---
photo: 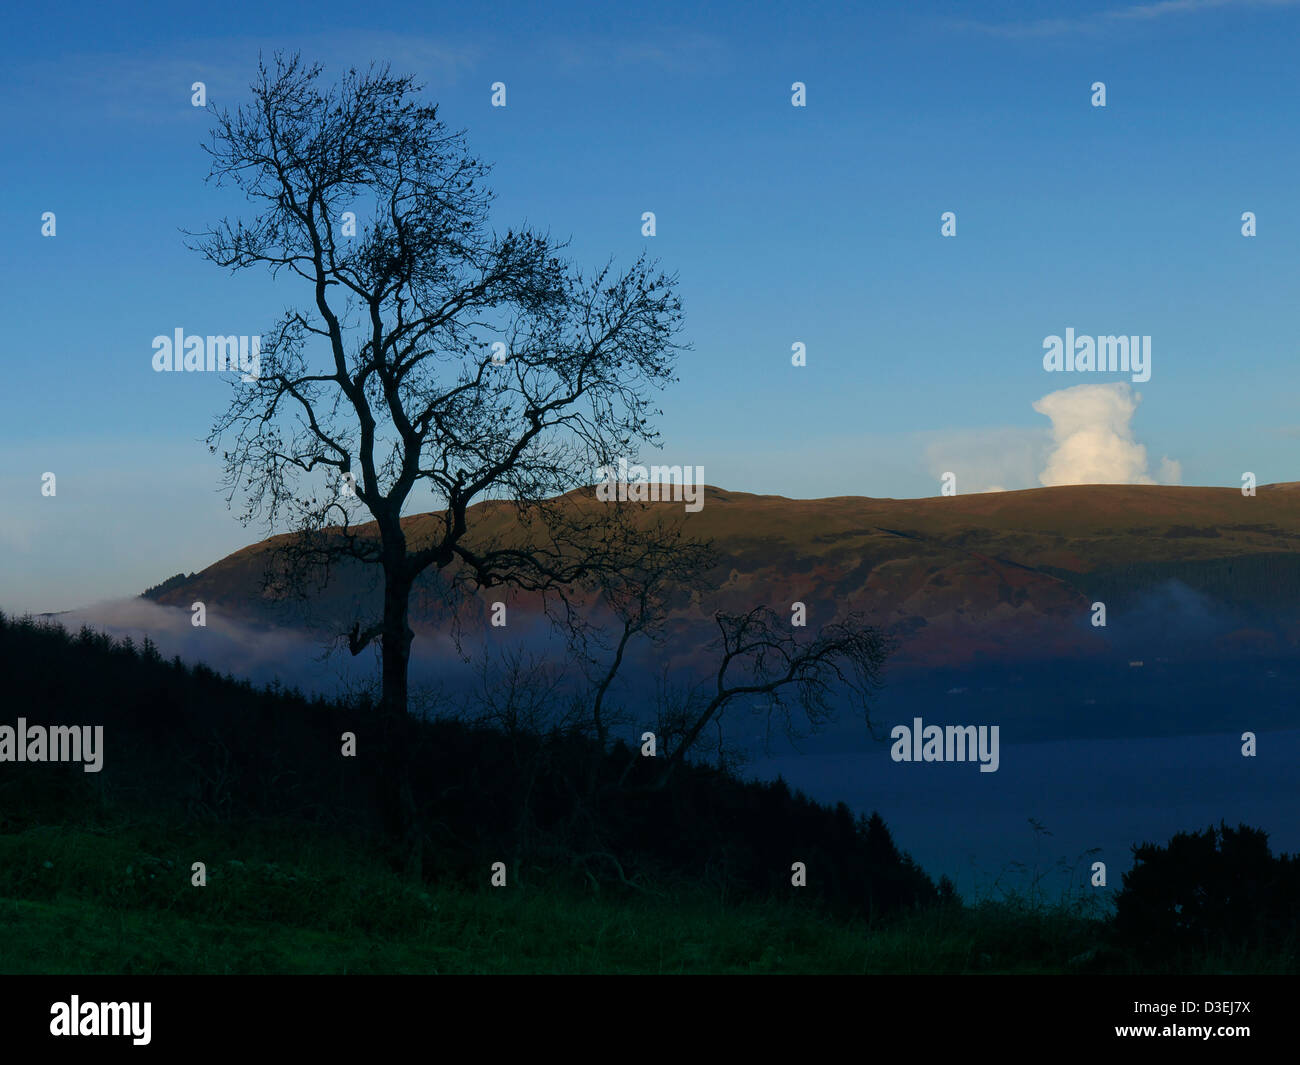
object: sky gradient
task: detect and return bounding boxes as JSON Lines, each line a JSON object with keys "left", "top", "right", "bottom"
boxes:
{"left": 3, "top": 0, "right": 1299, "bottom": 611}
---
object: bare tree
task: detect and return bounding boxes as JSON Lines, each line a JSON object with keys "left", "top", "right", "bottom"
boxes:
{"left": 655, "top": 608, "right": 894, "bottom": 786}
{"left": 577, "top": 515, "right": 714, "bottom": 749}
{"left": 191, "top": 53, "right": 687, "bottom": 869}
{"left": 193, "top": 54, "right": 684, "bottom": 716}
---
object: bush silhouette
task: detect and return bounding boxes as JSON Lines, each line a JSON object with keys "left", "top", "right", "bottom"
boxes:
{"left": 1114, "top": 822, "right": 1300, "bottom": 963}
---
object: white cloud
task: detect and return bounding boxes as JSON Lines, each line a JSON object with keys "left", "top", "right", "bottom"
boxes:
{"left": 1032, "top": 383, "right": 1179, "bottom": 486}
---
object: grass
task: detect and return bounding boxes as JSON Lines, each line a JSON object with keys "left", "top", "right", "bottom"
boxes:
{"left": 0, "top": 820, "right": 1291, "bottom": 974}
{"left": 0, "top": 819, "right": 1092, "bottom": 974}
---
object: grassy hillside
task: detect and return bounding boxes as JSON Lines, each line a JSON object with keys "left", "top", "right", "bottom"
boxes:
{"left": 0, "top": 822, "right": 1094, "bottom": 975}
{"left": 5, "top": 820, "right": 1294, "bottom": 975}
{"left": 2, "top": 611, "right": 1295, "bottom": 974}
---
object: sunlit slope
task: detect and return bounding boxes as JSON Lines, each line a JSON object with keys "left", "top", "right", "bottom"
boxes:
{"left": 149, "top": 483, "right": 1300, "bottom": 669}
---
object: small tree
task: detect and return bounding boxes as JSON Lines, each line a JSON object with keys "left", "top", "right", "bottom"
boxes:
{"left": 579, "top": 515, "right": 714, "bottom": 750}
{"left": 1114, "top": 822, "right": 1300, "bottom": 962}
{"left": 656, "top": 607, "right": 894, "bottom": 786}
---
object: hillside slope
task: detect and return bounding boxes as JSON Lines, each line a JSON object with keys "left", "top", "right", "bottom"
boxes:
{"left": 146, "top": 482, "right": 1300, "bottom": 670}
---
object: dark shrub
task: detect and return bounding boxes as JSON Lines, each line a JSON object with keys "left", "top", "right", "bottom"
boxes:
{"left": 1114, "top": 823, "right": 1300, "bottom": 963}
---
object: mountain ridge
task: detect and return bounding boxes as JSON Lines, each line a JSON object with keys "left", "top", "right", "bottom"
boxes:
{"left": 143, "top": 482, "right": 1300, "bottom": 671}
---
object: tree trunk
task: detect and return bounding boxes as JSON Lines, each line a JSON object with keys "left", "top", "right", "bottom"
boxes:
{"left": 380, "top": 573, "right": 413, "bottom": 724}
{"left": 379, "top": 564, "right": 422, "bottom": 879}
{"left": 655, "top": 693, "right": 725, "bottom": 788}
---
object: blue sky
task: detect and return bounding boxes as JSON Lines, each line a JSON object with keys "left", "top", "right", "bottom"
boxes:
{"left": 3, "top": 0, "right": 1300, "bottom": 610}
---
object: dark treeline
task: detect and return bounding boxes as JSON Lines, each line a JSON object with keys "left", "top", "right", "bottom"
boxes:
{"left": 140, "top": 572, "right": 199, "bottom": 600}
{"left": 0, "top": 612, "right": 944, "bottom": 922}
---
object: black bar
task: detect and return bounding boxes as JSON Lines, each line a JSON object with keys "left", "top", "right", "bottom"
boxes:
{"left": 0, "top": 974, "right": 1289, "bottom": 1053}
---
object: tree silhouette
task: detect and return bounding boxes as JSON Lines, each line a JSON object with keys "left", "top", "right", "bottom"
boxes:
{"left": 191, "top": 53, "right": 689, "bottom": 868}
{"left": 656, "top": 607, "right": 894, "bottom": 787}
{"left": 1114, "top": 822, "right": 1300, "bottom": 962}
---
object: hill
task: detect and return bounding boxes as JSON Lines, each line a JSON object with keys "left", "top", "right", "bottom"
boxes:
{"left": 144, "top": 482, "right": 1300, "bottom": 671}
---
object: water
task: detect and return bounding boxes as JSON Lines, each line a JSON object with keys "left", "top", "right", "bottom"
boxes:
{"left": 748, "top": 728, "right": 1300, "bottom": 903}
